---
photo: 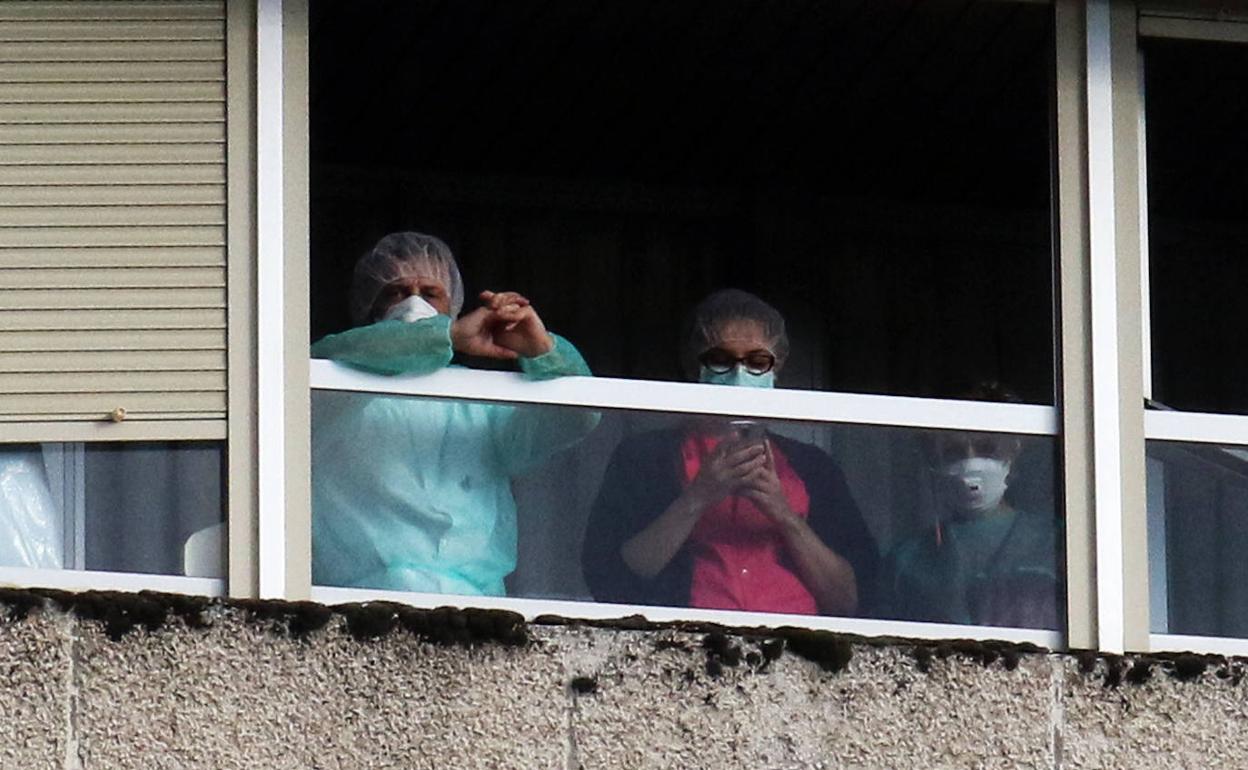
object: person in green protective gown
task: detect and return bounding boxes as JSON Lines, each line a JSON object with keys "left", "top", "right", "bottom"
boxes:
{"left": 878, "top": 387, "right": 1060, "bottom": 630}
{"left": 310, "top": 232, "right": 598, "bottom": 596}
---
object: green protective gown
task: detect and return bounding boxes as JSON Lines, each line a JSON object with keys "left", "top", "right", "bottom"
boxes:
{"left": 878, "top": 506, "right": 1061, "bottom": 629}
{"left": 310, "top": 315, "right": 598, "bottom": 596}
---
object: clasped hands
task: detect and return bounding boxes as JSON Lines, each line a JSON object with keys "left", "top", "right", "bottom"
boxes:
{"left": 450, "top": 290, "right": 555, "bottom": 360}
{"left": 688, "top": 439, "right": 798, "bottom": 527}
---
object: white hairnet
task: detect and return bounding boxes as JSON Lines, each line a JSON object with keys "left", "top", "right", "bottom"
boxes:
{"left": 349, "top": 232, "right": 465, "bottom": 325}
{"left": 682, "top": 289, "right": 790, "bottom": 374}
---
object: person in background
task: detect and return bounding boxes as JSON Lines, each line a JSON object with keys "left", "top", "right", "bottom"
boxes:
{"left": 878, "top": 383, "right": 1060, "bottom": 629}
{"left": 311, "top": 231, "right": 598, "bottom": 596}
{"left": 582, "top": 289, "right": 878, "bottom": 616}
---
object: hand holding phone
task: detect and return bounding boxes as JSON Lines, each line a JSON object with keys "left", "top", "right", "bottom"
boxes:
{"left": 730, "top": 420, "right": 772, "bottom": 469}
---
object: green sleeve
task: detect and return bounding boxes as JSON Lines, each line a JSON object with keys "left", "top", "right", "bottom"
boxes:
{"left": 310, "top": 316, "right": 453, "bottom": 376}
{"left": 491, "top": 403, "right": 601, "bottom": 478}
{"left": 495, "top": 333, "right": 599, "bottom": 476}
{"left": 518, "top": 333, "right": 592, "bottom": 380}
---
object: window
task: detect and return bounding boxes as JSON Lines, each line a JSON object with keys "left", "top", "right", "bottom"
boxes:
{"left": 0, "top": 0, "right": 239, "bottom": 593}
{"left": 0, "top": 442, "right": 223, "bottom": 576}
{"left": 1142, "top": 33, "right": 1248, "bottom": 644}
{"left": 114, "top": 0, "right": 1248, "bottom": 653}
{"left": 309, "top": 374, "right": 1060, "bottom": 635}
{"left": 1144, "top": 39, "right": 1248, "bottom": 416}
{"left": 305, "top": 0, "right": 1063, "bottom": 643}
{"left": 309, "top": 0, "right": 1057, "bottom": 403}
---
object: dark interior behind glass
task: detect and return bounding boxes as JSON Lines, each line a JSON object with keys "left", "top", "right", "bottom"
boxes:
{"left": 1145, "top": 39, "right": 1248, "bottom": 415}
{"left": 310, "top": 0, "right": 1056, "bottom": 403}
{"left": 1149, "top": 440, "right": 1248, "bottom": 637}
{"left": 84, "top": 441, "right": 224, "bottom": 575}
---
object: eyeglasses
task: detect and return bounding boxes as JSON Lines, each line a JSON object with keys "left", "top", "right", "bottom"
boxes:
{"left": 697, "top": 348, "right": 777, "bottom": 375}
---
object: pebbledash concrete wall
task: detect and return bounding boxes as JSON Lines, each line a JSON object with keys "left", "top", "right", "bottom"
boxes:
{"left": 0, "top": 591, "right": 1245, "bottom": 769}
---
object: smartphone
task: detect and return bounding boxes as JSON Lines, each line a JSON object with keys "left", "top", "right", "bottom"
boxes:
{"left": 730, "top": 420, "right": 765, "bottom": 445}
{"left": 729, "top": 420, "right": 772, "bottom": 467}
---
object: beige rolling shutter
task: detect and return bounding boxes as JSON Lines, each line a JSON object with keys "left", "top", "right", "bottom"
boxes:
{"left": 0, "top": 0, "right": 226, "bottom": 430}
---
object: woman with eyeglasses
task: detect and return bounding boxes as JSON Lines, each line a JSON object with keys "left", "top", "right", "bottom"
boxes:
{"left": 581, "top": 289, "right": 878, "bottom": 616}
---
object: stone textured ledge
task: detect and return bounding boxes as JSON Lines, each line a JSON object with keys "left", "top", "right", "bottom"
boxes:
{"left": 0, "top": 590, "right": 1243, "bottom": 769}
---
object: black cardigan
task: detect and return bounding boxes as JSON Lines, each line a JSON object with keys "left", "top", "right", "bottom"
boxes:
{"left": 581, "top": 428, "right": 880, "bottom": 614}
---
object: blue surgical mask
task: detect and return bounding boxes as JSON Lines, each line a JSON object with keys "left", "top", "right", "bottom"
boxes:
{"left": 699, "top": 364, "right": 775, "bottom": 388}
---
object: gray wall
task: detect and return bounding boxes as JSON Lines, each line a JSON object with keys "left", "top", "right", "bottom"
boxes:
{"left": 0, "top": 595, "right": 1244, "bottom": 769}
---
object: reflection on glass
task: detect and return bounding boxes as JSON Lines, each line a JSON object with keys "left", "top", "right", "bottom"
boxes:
{"left": 0, "top": 441, "right": 224, "bottom": 577}
{"left": 1148, "top": 440, "right": 1248, "bottom": 637}
{"left": 312, "top": 390, "right": 1062, "bottom": 630}
{"left": 311, "top": 389, "right": 600, "bottom": 596}
{"left": 583, "top": 413, "right": 876, "bottom": 618}
{"left": 0, "top": 446, "right": 62, "bottom": 569}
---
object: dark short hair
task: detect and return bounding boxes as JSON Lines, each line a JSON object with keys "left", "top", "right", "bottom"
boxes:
{"left": 923, "top": 381, "right": 1025, "bottom": 462}
{"left": 681, "top": 289, "right": 789, "bottom": 378}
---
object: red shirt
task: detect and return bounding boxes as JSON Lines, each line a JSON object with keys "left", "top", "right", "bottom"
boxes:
{"left": 682, "top": 433, "right": 818, "bottom": 615}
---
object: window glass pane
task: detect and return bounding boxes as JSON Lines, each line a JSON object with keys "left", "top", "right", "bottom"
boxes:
{"left": 312, "top": 389, "right": 1061, "bottom": 630}
{"left": 0, "top": 442, "right": 225, "bottom": 577}
{"left": 1148, "top": 439, "right": 1248, "bottom": 637}
{"left": 310, "top": 0, "right": 1057, "bottom": 403}
{"left": 1145, "top": 39, "right": 1248, "bottom": 414}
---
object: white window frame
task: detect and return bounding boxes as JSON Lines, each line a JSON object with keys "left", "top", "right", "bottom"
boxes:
{"left": 275, "top": 0, "right": 1074, "bottom": 651}
{"left": 0, "top": 567, "right": 223, "bottom": 598}
{"left": 247, "top": 0, "right": 1248, "bottom": 656}
{"left": 310, "top": 365, "right": 1058, "bottom": 436}
{"left": 310, "top": 586, "right": 1060, "bottom": 647}
{"left": 255, "top": 0, "right": 311, "bottom": 602}
{"left": 4, "top": 0, "right": 1161, "bottom": 653}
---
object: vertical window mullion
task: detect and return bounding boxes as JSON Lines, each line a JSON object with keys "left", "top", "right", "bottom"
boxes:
{"left": 1054, "top": 0, "right": 1096, "bottom": 651}
{"left": 227, "top": 0, "right": 259, "bottom": 599}
{"left": 1086, "top": 0, "right": 1150, "bottom": 654}
{"left": 1137, "top": 53, "right": 1152, "bottom": 403}
{"left": 282, "top": 0, "right": 312, "bottom": 601}
{"left": 1111, "top": 0, "right": 1152, "bottom": 655}
{"left": 256, "top": 0, "right": 311, "bottom": 600}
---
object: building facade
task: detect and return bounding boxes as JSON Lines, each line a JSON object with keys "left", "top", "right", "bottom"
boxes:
{"left": 1, "top": 1, "right": 1248, "bottom": 764}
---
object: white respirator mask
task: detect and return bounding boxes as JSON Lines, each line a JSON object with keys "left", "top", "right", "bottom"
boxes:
{"left": 938, "top": 456, "right": 1010, "bottom": 515}
{"left": 381, "top": 294, "right": 439, "bottom": 323}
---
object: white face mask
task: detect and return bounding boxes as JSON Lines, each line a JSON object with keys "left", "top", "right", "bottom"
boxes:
{"left": 381, "top": 295, "right": 439, "bottom": 323}
{"left": 938, "top": 457, "right": 1010, "bottom": 515}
